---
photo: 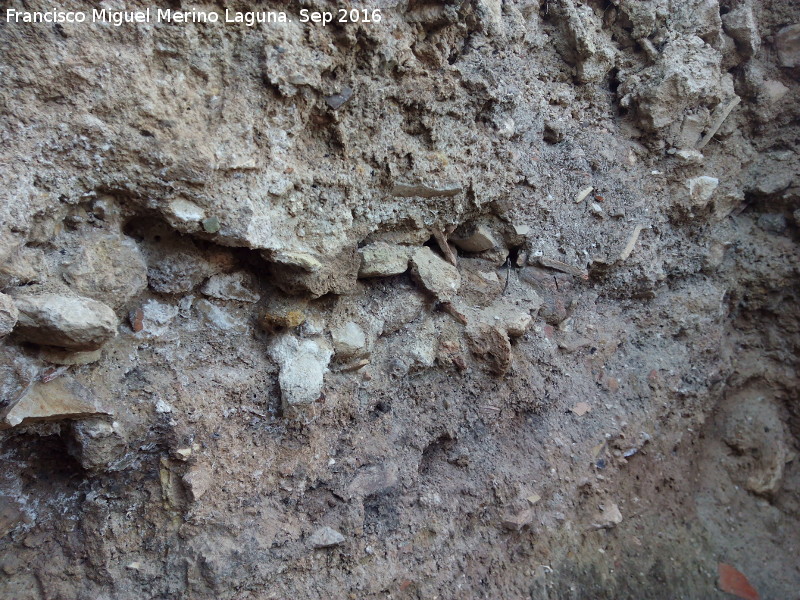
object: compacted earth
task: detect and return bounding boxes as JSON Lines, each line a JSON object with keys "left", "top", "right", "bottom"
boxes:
{"left": 0, "top": 1, "right": 798, "bottom": 598}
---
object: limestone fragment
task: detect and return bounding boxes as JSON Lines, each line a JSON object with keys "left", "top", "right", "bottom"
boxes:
{"left": 536, "top": 257, "right": 586, "bottom": 278}
{"left": 201, "top": 272, "right": 260, "bottom": 302}
{"left": 775, "top": 24, "right": 800, "bottom": 68}
{"left": 62, "top": 234, "right": 148, "bottom": 309}
{"left": 309, "top": 526, "right": 345, "bottom": 549}
{"left": 0, "top": 293, "right": 18, "bottom": 337}
{"left": 1, "top": 378, "right": 109, "bottom": 429}
{"left": 686, "top": 176, "right": 719, "bottom": 207}
{"left": 591, "top": 502, "right": 623, "bottom": 529}
{"left": 331, "top": 321, "right": 367, "bottom": 359}
{"left": 67, "top": 418, "right": 127, "bottom": 471}
{"left": 167, "top": 198, "right": 206, "bottom": 223}
{"left": 501, "top": 508, "right": 534, "bottom": 531}
{"left": 195, "top": 299, "right": 247, "bottom": 333}
{"left": 13, "top": 293, "right": 117, "bottom": 350}
{"left": 132, "top": 300, "right": 179, "bottom": 338}
{"left": 358, "top": 242, "right": 411, "bottom": 278}
{"left": 325, "top": 86, "right": 353, "bottom": 110}
{"left": 184, "top": 465, "right": 212, "bottom": 502}
{"left": 269, "top": 335, "right": 333, "bottom": 413}
{"left": 451, "top": 225, "right": 499, "bottom": 253}
{"left": 409, "top": 247, "right": 461, "bottom": 301}
{"left": 40, "top": 347, "right": 103, "bottom": 366}
{"left": 261, "top": 296, "right": 309, "bottom": 329}
{"left": 721, "top": 6, "right": 760, "bottom": 58}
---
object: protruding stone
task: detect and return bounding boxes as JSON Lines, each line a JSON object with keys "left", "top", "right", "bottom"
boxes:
{"left": 331, "top": 321, "right": 367, "bottom": 359}
{"left": 13, "top": 294, "right": 117, "bottom": 350}
{"left": 62, "top": 234, "right": 148, "bottom": 309}
{"left": 484, "top": 301, "right": 533, "bottom": 338}
{"left": 775, "top": 24, "right": 800, "bottom": 68}
{"left": 184, "top": 465, "right": 212, "bottom": 502}
{"left": 269, "top": 335, "right": 333, "bottom": 413}
{"left": 1, "top": 378, "right": 109, "bottom": 429}
{"left": 201, "top": 272, "right": 260, "bottom": 302}
{"left": 686, "top": 175, "right": 719, "bottom": 207}
{"left": 201, "top": 216, "right": 221, "bottom": 233}
{"left": 0, "top": 293, "right": 18, "bottom": 337}
{"left": 40, "top": 347, "right": 103, "bottom": 366}
{"left": 391, "top": 182, "right": 462, "bottom": 198}
{"left": 167, "top": 198, "right": 206, "bottom": 223}
{"left": 451, "top": 225, "right": 499, "bottom": 253}
{"left": 67, "top": 418, "right": 127, "bottom": 471}
{"left": 465, "top": 323, "right": 512, "bottom": 375}
{"left": 409, "top": 247, "right": 461, "bottom": 301}
{"left": 358, "top": 243, "right": 411, "bottom": 278}
{"left": 269, "top": 248, "right": 359, "bottom": 298}
{"left": 309, "top": 526, "right": 345, "bottom": 549}
{"left": 195, "top": 299, "right": 247, "bottom": 333}
{"left": 132, "top": 300, "right": 179, "bottom": 338}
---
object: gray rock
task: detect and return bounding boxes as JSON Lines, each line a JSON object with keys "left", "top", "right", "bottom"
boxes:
{"left": 67, "top": 418, "right": 127, "bottom": 472}
{"left": 1, "top": 378, "right": 110, "bottom": 429}
{"left": 62, "top": 234, "right": 148, "bottom": 308}
{"left": 13, "top": 293, "right": 117, "bottom": 350}
{"left": 269, "top": 335, "right": 333, "bottom": 413}
{"left": 776, "top": 24, "right": 800, "bottom": 68}
{"left": 131, "top": 299, "right": 179, "bottom": 338}
{"left": 358, "top": 242, "right": 411, "bottom": 278}
{"left": 325, "top": 86, "right": 353, "bottom": 110}
{"left": 409, "top": 247, "right": 461, "bottom": 301}
{"left": 0, "top": 293, "right": 18, "bottom": 337}
{"left": 331, "top": 321, "right": 367, "bottom": 359}
{"left": 721, "top": 5, "right": 760, "bottom": 58}
{"left": 451, "top": 225, "right": 499, "bottom": 253}
{"left": 40, "top": 347, "right": 103, "bottom": 366}
{"left": 309, "top": 526, "right": 345, "bottom": 549}
{"left": 195, "top": 299, "right": 247, "bottom": 333}
{"left": 201, "top": 272, "right": 260, "bottom": 302}
{"left": 686, "top": 176, "right": 719, "bottom": 207}
{"left": 391, "top": 182, "right": 462, "bottom": 198}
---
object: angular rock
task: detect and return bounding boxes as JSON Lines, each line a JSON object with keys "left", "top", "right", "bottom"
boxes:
{"left": 465, "top": 323, "right": 512, "bottom": 375}
{"left": 391, "top": 182, "right": 462, "bottom": 198}
{"left": 776, "top": 24, "right": 800, "bottom": 68}
{"left": 13, "top": 293, "right": 117, "bottom": 350}
{"left": 67, "top": 418, "right": 127, "bottom": 471}
{"left": 483, "top": 301, "right": 533, "bottom": 338}
{"left": 1, "top": 378, "right": 109, "bottom": 429}
{"left": 62, "top": 234, "right": 148, "bottom": 309}
{"left": 0, "top": 293, "right": 18, "bottom": 337}
{"left": 358, "top": 242, "right": 411, "bottom": 278}
{"left": 501, "top": 508, "right": 534, "bottom": 531}
{"left": 451, "top": 225, "right": 499, "bottom": 253}
{"left": 331, "top": 321, "right": 367, "bottom": 359}
{"left": 309, "top": 526, "right": 345, "bottom": 549}
{"left": 201, "top": 272, "right": 260, "bottom": 302}
{"left": 409, "top": 247, "right": 461, "bottom": 301}
{"left": 346, "top": 463, "right": 399, "bottom": 499}
{"left": 721, "top": 5, "right": 760, "bottom": 58}
{"left": 184, "top": 465, "right": 213, "bottom": 502}
{"left": 269, "top": 335, "right": 333, "bottom": 413}
{"left": 686, "top": 176, "right": 719, "bottom": 207}
{"left": 269, "top": 247, "right": 359, "bottom": 298}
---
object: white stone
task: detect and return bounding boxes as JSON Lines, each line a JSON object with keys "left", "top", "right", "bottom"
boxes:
{"left": 358, "top": 242, "right": 411, "bottom": 278}
{"left": 201, "top": 272, "right": 260, "bottom": 302}
{"left": 269, "top": 335, "right": 333, "bottom": 411}
{"left": 0, "top": 292, "right": 18, "bottom": 337}
{"left": 409, "top": 247, "right": 461, "bottom": 301}
{"left": 686, "top": 176, "right": 719, "bottom": 207}
{"left": 331, "top": 321, "right": 367, "bottom": 359}
{"left": 168, "top": 198, "right": 206, "bottom": 222}
{"left": 309, "top": 526, "right": 345, "bottom": 548}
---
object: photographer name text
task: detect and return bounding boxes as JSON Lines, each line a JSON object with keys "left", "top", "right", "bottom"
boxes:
{"left": 5, "top": 8, "right": 383, "bottom": 27}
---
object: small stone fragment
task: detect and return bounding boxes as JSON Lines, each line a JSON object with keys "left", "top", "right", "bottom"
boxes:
{"left": 574, "top": 186, "right": 594, "bottom": 203}
{"left": 451, "top": 225, "right": 499, "bottom": 253}
{"left": 168, "top": 198, "right": 206, "bottom": 223}
{"left": 501, "top": 508, "right": 534, "bottom": 531}
{"left": 269, "top": 335, "right": 333, "bottom": 413}
{"left": 358, "top": 242, "right": 411, "bottom": 278}
{"left": 0, "top": 293, "right": 18, "bottom": 337}
{"left": 184, "top": 465, "right": 212, "bottom": 502}
{"left": 325, "top": 86, "right": 353, "bottom": 110}
{"left": 201, "top": 272, "right": 260, "bottom": 302}
{"left": 409, "top": 247, "right": 461, "bottom": 301}
{"left": 571, "top": 402, "right": 591, "bottom": 416}
{"left": 201, "top": 216, "right": 221, "bottom": 233}
{"left": 592, "top": 502, "right": 623, "bottom": 529}
{"left": 2, "top": 378, "right": 109, "bottom": 429}
{"left": 132, "top": 300, "right": 179, "bottom": 338}
{"left": 686, "top": 175, "right": 719, "bottom": 207}
{"left": 331, "top": 321, "right": 367, "bottom": 359}
{"left": 537, "top": 257, "right": 587, "bottom": 278}
{"left": 309, "top": 526, "right": 345, "bottom": 549}
{"left": 67, "top": 418, "right": 127, "bottom": 471}
{"left": 775, "top": 24, "right": 800, "bottom": 68}
{"left": 465, "top": 323, "right": 512, "bottom": 375}
{"left": 13, "top": 294, "right": 117, "bottom": 350}
{"left": 619, "top": 225, "right": 644, "bottom": 262}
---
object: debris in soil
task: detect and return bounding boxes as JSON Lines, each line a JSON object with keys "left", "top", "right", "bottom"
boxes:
{"left": 571, "top": 402, "right": 592, "bottom": 416}
{"left": 718, "top": 563, "right": 760, "bottom": 600}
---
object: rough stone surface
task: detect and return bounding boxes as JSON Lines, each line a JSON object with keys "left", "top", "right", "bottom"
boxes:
{"left": 1, "top": 378, "right": 109, "bottom": 429}
{"left": 357, "top": 243, "right": 411, "bottom": 278}
{"left": 12, "top": 294, "right": 117, "bottom": 350}
{"left": 269, "top": 335, "right": 333, "bottom": 413}
{"left": 409, "top": 247, "right": 461, "bottom": 301}
{"left": 309, "top": 526, "right": 345, "bottom": 549}
{"left": 331, "top": 322, "right": 367, "bottom": 359}
{"left": 775, "top": 24, "right": 800, "bottom": 68}
{"left": 200, "top": 272, "right": 260, "bottom": 303}
{"left": 0, "top": 293, "right": 18, "bottom": 337}
{"left": 451, "top": 224, "right": 500, "bottom": 253}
